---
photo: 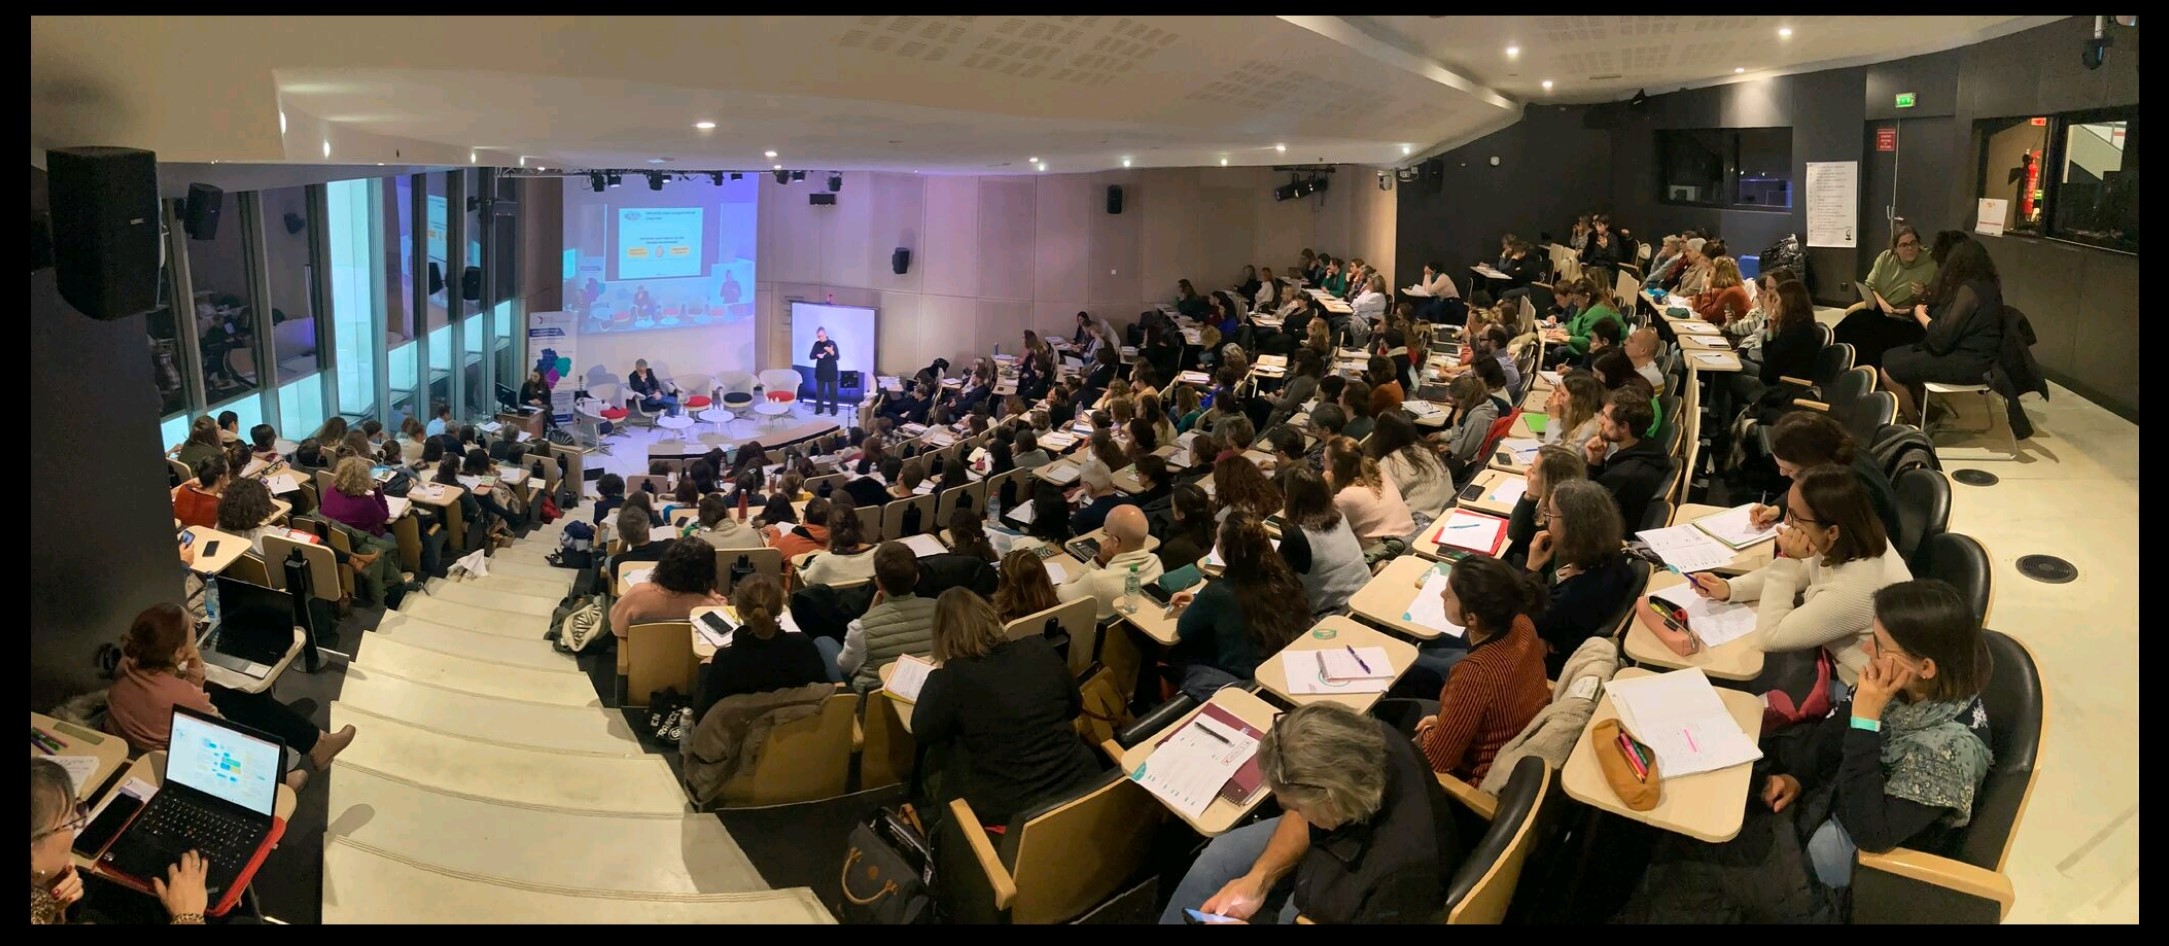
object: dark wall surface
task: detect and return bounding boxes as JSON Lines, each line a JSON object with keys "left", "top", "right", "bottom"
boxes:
{"left": 1396, "top": 16, "right": 2139, "bottom": 418}
{"left": 31, "top": 251, "right": 186, "bottom": 711}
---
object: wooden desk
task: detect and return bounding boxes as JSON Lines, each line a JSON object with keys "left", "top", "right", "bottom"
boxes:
{"left": 1252, "top": 617, "right": 1418, "bottom": 716}
{"left": 1667, "top": 318, "right": 1722, "bottom": 336}
{"left": 1560, "top": 667, "right": 1765, "bottom": 843}
{"left": 876, "top": 660, "right": 917, "bottom": 733}
{"left": 1461, "top": 469, "right": 1527, "bottom": 518}
{"left": 1681, "top": 350, "right": 1742, "bottom": 374}
{"left": 1118, "top": 687, "right": 1281, "bottom": 836}
{"left": 1676, "top": 333, "right": 1731, "bottom": 352}
{"left": 1409, "top": 509, "right": 1508, "bottom": 563}
{"left": 1622, "top": 571, "right": 1767, "bottom": 682}
{"left": 74, "top": 752, "right": 298, "bottom": 874}
{"left": 1671, "top": 503, "right": 1776, "bottom": 574}
{"left": 1122, "top": 572, "right": 1205, "bottom": 646}
{"left": 1346, "top": 556, "right": 1457, "bottom": 642}
{"left": 31, "top": 713, "right": 128, "bottom": 802}
{"left": 200, "top": 626, "right": 307, "bottom": 695}
{"left": 497, "top": 410, "right": 545, "bottom": 442}
{"left": 1507, "top": 411, "right": 1548, "bottom": 441}
{"left": 183, "top": 527, "right": 251, "bottom": 577}
{"left": 405, "top": 481, "right": 467, "bottom": 509}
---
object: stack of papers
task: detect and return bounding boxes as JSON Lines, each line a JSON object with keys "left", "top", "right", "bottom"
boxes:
{"left": 623, "top": 568, "right": 654, "bottom": 587}
{"left": 1177, "top": 371, "right": 1212, "bottom": 386}
{"left": 1536, "top": 370, "right": 1562, "bottom": 388}
{"left": 1692, "top": 504, "right": 1778, "bottom": 549}
{"left": 1678, "top": 595, "right": 1759, "bottom": 648}
{"left": 1039, "top": 557, "right": 1070, "bottom": 584}
{"left": 262, "top": 472, "right": 301, "bottom": 495}
{"left": 1130, "top": 714, "right": 1260, "bottom": 819}
{"left": 1430, "top": 510, "right": 1507, "bottom": 554}
{"left": 1204, "top": 537, "right": 1280, "bottom": 568}
{"left": 456, "top": 474, "right": 484, "bottom": 490}
{"left": 1038, "top": 463, "right": 1081, "bottom": 486}
{"left": 884, "top": 654, "right": 937, "bottom": 702}
{"left": 1635, "top": 525, "right": 1737, "bottom": 573}
{"left": 1007, "top": 499, "right": 1036, "bottom": 525}
{"left": 1403, "top": 572, "right": 1468, "bottom": 638}
{"left": 1283, "top": 647, "right": 1395, "bottom": 695}
{"left": 1497, "top": 438, "right": 1542, "bottom": 463}
{"left": 1039, "top": 430, "right": 1080, "bottom": 450}
{"left": 898, "top": 534, "right": 949, "bottom": 558}
{"left": 1604, "top": 668, "right": 1763, "bottom": 778}
{"left": 1486, "top": 478, "right": 1528, "bottom": 507}
{"left": 384, "top": 496, "right": 412, "bottom": 521}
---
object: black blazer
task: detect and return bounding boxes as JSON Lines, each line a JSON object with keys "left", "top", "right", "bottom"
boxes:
{"left": 809, "top": 339, "right": 841, "bottom": 380}
{"left": 1532, "top": 554, "right": 1640, "bottom": 678}
{"left": 913, "top": 636, "right": 1103, "bottom": 826}
{"left": 694, "top": 629, "right": 831, "bottom": 722}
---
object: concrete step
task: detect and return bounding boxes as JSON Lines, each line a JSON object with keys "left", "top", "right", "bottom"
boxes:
{"left": 371, "top": 613, "right": 572, "bottom": 672}
{"left": 334, "top": 668, "right": 637, "bottom": 756}
{"left": 348, "top": 637, "right": 600, "bottom": 707}
{"left": 326, "top": 763, "right": 766, "bottom": 895}
{"left": 423, "top": 581, "right": 560, "bottom": 617}
{"left": 394, "top": 597, "right": 549, "bottom": 638}
{"left": 431, "top": 573, "right": 571, "bottom": 601}
{"left": 327, "top": 709, "right": 687, "bottom": 815}
{"left": 322, "top": 837, "right": 830, "bottom": 924}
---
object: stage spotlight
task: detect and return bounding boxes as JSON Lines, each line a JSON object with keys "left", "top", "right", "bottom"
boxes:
{"left": 827, "top": 172, "right": 843, "bottom": 192}
{"left": 647, "top": 172, "right": 666, "bottom": 191}
{"left": 589, "top": 172, "right": 606, "bottom": 193}
{"left": 709, "top": 172, "right": 725, "bottom": 186}
{"left": 790, "top": 170, "right": 806, "bottom": 182}
{"left": 605, "top": 171, "right": 622, "bottom": 189}
{"left": 729, "top": 172, "right": 743, "bottom": 181}
{"left": 774, "top": 168, "right": 790, "bottom": 184}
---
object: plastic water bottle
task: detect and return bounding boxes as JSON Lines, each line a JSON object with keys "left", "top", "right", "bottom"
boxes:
{"left": 1121, "top": 563, "right": 1141, "bottom": 615}
{"left": 203, "top": 579, "right": 222, "bottom": 631}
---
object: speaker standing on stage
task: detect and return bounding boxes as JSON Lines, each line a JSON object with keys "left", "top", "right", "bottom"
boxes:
{"left": 810, "top": 327, "right": 841, "bottom": 416}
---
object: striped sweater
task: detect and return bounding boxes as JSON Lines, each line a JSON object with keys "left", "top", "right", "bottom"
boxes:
{"left": 1420, "top": 615, "right": 1551, "bottom": 783}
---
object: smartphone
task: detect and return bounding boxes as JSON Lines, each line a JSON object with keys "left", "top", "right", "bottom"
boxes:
{"left": 1184, "top": 909, "right": 1240, "bottom": 925}
{"left": 178, "top": 530, "right": 196, "bottom": 549}
{"left": 200, "top": 540, "right": 221, "bottom": 557}
{"left": 1458, "top": 483, "right": 1486, "bottom": 501}
{"left": 72, "top": 792, "right": 146, "bottom": 858}
{"left": 1143, "top": 582, "right": 1173, "bottom": 606}
{"left": 698, "top": 610, "right": 734, "bottom": 637}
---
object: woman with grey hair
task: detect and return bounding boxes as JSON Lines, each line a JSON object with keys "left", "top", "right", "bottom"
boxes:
{"left": 31, "top": 758, "right": 209, "bottom": 924}
{"left": 1156, "top": 702, "right": 1462, "bottom": 924}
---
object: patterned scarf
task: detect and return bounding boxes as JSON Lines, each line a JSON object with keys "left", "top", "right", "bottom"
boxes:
{"left": 1879, "top": 695, "right": 1994, "bottom": 827}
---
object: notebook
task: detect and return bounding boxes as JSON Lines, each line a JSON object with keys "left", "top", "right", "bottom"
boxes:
{"left": 1690, "top": 504, "right": 1778, "bottom": 550}
{"left": 899, "top": 534, "right": 949, "bottom": 558}
{"left": 1428, "top": 511, "right": 1508, "bottom": 555}
{"left": 1604, "top": 669, "right": 1763, "bottom": 778}
{"left": 884, "top": 654, "right": 937, "bottom": 702}
{"left": 1142, "top": 704, "right": 1269, "bottom": 808}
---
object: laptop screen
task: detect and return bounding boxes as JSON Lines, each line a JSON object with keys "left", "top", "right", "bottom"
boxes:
{"left": 166, "top": 710, "right": 281, "bottom": 815}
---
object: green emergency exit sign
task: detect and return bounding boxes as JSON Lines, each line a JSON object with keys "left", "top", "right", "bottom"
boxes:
{"left": 1895, "top": 92, "right": 1917, "bottom": 109}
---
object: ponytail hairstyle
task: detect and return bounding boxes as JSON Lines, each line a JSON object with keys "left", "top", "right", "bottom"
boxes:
{"left": 1323, "top": 435, "right": 1383, "bottom": 496}
{"left": 1445, "top": 554, "right": 1548, "bottom": 639}
{"left": 122, "top": 603, "right": 194, "bottom": 673}
{"left": 730, "top": 575, "right": 786, "bottom": 640}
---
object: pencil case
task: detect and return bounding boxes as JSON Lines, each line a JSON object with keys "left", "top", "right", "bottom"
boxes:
{"left": 1593, "top": 718, "right": 1661, "bottom": 811}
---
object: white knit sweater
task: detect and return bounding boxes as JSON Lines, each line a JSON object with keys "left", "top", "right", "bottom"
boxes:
{"left": 1728, "top": 540, "right": 1913, "bottom": 686}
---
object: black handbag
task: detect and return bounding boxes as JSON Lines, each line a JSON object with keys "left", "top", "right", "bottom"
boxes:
{"left": 837, "top": 805, "right": 934, "bottom": 925}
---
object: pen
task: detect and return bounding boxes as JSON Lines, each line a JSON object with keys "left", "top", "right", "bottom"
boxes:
{"left": 1192, "top": 719, "right": 1231, "bottom": 746}
{"left": 1345, "top": 645, "right": 1372, "bottom": 674}
{"left": 33, "top": 727, "right": 67, "bottom": 751}
{"left": 31, "top": 734, "right": 56, "bottom": 755}
{"left": 1615, "top": 732, "right": 1648, "bottom": 781}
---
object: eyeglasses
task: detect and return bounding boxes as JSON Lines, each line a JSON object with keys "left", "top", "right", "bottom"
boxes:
{"left": 32, "top": 801, "right": 91, "bottom": 844}
{"left": 1782, "top": 507, "right": 1824, "bottom": 528}
{"left": 1896, "top": 239, "right": 1921, "bottom": 248}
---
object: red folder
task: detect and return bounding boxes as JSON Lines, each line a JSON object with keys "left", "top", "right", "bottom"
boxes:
{"left": 1155, "top": 703, "right": 1268, "bottom": 805}
{"left": 1429, "top": 511, "right": 1508, "bottom": 556}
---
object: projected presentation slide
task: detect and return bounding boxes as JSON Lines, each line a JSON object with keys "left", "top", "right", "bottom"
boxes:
{"left": 562, "top": 176, "right": 758, "bottom": 335}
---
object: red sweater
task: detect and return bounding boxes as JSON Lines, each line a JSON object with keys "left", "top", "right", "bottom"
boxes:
{"left": 1693, "top": 285, "right": 1752, "bottom": 327}
{"left": 172, "top": 485, "right": 221, "bottom": 529}
{"left": 1419, "top": 615, "right": 1550, "bottom": 783}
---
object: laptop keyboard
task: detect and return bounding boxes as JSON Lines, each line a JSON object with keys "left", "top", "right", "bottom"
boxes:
{"left": 110, "top": 800, "right": 262, "bottom": 890}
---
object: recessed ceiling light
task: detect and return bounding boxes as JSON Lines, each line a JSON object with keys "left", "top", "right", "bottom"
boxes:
{"left": 1028, "top": 156, "right": 1039, "bottom": 162}
{"left": 376, "top": 162, "right": 385, "bottom": 166}
{"left": 279, "top": 111, "right": 287, "bottom": 135}
{"left": 1735, "top": 67, "right": 1746, "bottom": 73}
{"left": 773, "top": 164, "right": 783, "bottom": 170}
{"left": 694, "top": 121, "right": 716, "bottom": 130}
{"left": 470, "top": 151, "right": 477, "bottom": 163}
{"left": 1505, "top": 45, "right": 1520, "bottom": 57}
{"left": 647, "top": 157, "right": 671, "bottom": 164}
{"left": 1275, "top": 143, "right": 1287, "bottom": 152}
{"left": 322, "top": 140, "right": 331, "bottom": 158}
{"left": 1541, "top": 79, "right": 1554, "bottom": 90}
{"left": 764, "top": 150, "right": 778, "bottom": 159}
{"left": 1121, "top": 157, "right": 1132, "bottom": 167}
{"left": 518, "top": 156, "right": 527, "bottom": 166}
{"left": 1401, "top": 144, "right": 1413, "bottom": 156}
{"left": 1036, "top": 162, "right": 1047, "bottom": 172}
{"left": 1219, "top": 157, "right": 1229, "bottom": 166}
{"left": 1778, "top": 27, "right": 1792, "bottom": 38}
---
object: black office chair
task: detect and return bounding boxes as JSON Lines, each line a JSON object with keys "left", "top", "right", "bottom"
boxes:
{"left": 1840, "top": 391, "right": 1898, "bottom": 449}
{"left": 1777, "top": 341, "right": 1855, "bottom": 402}
{"left": 1891, "top": 468, "right": 1952, "bottom": 571}
{"left": 1916, "top": 532, "right": 1993, "bottom": 626}
{"left": 1639, "top": 499, "right": 1673, "bottom": 535}
{"left": 1594, "top": 557, "right": 1653, "bottom": 641}
{"left": 1851, "top": 630, "right": 2041, "bottom": 923}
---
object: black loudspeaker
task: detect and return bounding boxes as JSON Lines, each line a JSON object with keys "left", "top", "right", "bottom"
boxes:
{"left": 1106, "top": 185, "right": 1124, "bottom": 214}
{"left": 182, "top": 183, "right": 224, "bottom": 240}
{"left": 461, "top": 266, "right": 483, "bottom": 302}
{"left": 892, "top": 248, "right": 911, "bottom": 275}
{"left": 809, "top": 193, "right": 836, "bottom": 206}
{"left": 840, "top": 370, "right": 863, "bottom": 389}
{"left": 46, "top": 146, "right": 162, "bottom": 321}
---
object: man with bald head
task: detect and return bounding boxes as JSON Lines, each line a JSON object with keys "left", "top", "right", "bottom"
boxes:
{"left": 1625, "top": 327, "right": 1665, "bottom": 390}
{"left": 1056, "top": 504, "right": 1166, "bottom": 619}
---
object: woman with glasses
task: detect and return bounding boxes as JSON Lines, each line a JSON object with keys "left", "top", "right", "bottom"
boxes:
{"left": 32, "top": 758, "right": 212, "bottom": 924}
{"left": 1157, "top": 702, "right": 1463, "bottom": 924}
{"left": 1502, "top": 445, "right": 1589, "bottom": 572}
{"left": 1524, "top": 481, "right": 1642, "bottom": 679}
{"left": 1833, "top": 223, "right": 1940, "bottom": 370}
{"left": 1620, "top": 579, "right": 1993, "bottom": 923}
{"left": 1681, "top": 465, "right": 1913, "bottom": 695}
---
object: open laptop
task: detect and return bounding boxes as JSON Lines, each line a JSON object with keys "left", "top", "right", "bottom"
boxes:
{"left": 200, "top": 576, "right": 296, "bottom": 675}
{"left": 97, "top": 705, "right": 283, "bottom": 914}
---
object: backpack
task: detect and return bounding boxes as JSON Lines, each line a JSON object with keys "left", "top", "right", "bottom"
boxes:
{"left": 551, "top": 599, "right": 609, "bottom": 654}
{"left": 549, "top": 520, "right": 595, "bottom": 569}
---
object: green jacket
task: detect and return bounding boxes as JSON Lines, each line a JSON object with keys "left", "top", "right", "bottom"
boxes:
{"left": 1562, "top": 302, "right": 1626, "bottom": 356}
{"left": 1862, "top": 249, "right": 1938, "bottom": 309}
{"left": 1321, "top": 272, "right": 1348, "bottom": 297}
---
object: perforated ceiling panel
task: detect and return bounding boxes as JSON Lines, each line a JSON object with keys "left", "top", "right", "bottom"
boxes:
{"left": 836, "top": 15, "right": 1177, "bottom": 87}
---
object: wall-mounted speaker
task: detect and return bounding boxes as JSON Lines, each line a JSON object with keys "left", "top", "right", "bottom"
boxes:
{"left": 809, "top": 193, "right": 837, "bottom": 206}
{"left": 45, "top": 146, "right": 161, "bottom": 321}
{"left": 1106, "top": 185, "right": 1124, "bottom": 214}
{"left": 461, "top": 266, "right": 483, "bottom": 302}
{"left": 892, "top": 247, "right": 911, "bottom": 275}
{"left": 282, "top": 211, "right": 306, "bottom": 235}
{"left": 182, "top": 183, "right": 224, "bottom": 241}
